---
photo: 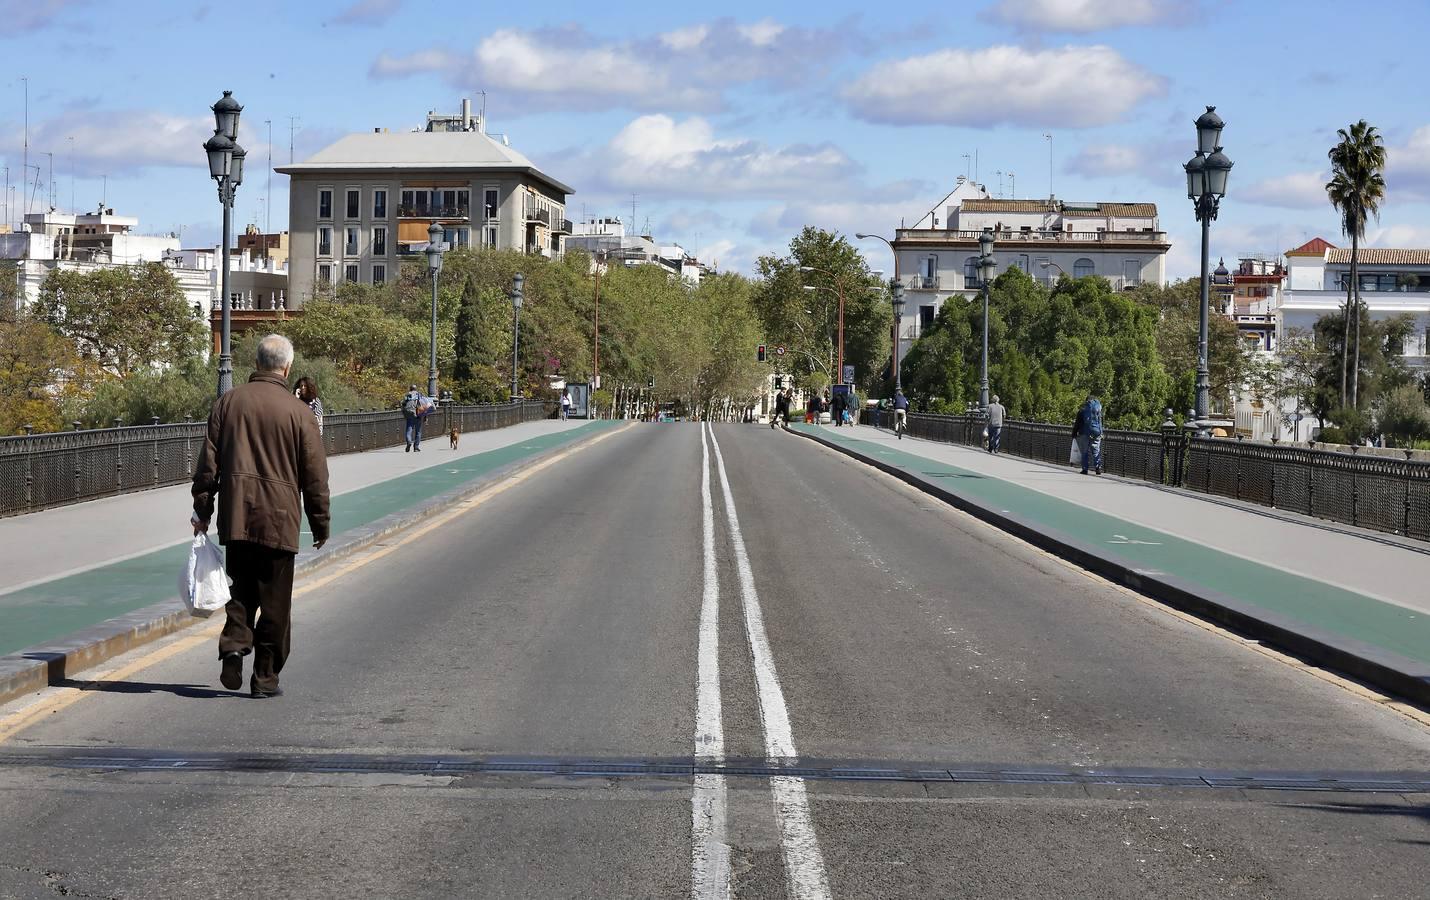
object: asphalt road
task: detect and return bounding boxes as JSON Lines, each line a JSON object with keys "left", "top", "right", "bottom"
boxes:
{"left": 1, "top": 422, "right": 1427, "bottom": 899}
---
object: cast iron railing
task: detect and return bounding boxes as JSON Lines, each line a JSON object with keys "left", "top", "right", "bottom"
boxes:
{"left": 862, "top": 410, "right": 1430, "bottom": 541}
{"left": 0, "top": 400, "right": 548, "bottom": 518}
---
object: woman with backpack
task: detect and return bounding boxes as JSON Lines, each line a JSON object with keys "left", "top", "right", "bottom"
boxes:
{"left": 294, "top": 376, "right": 323, "bottom": 435}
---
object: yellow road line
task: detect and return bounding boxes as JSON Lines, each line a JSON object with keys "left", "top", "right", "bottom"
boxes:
{"left": 0, "top": 424, "right": 632, "bottom": 744}
{"left": 811, "top": 435, "right": 1430, "bottom": 730}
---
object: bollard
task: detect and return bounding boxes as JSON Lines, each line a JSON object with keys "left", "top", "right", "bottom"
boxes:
{"left": 151, "top": 416, "right": 161, "bottom": 426}
{"left": 22, "top": 424, "right": 33, "bottom": 435}
{"left": 73, "top": 421, "right": 82, "bottom": 431}
{"left": 113, "top": 418, "right": 123, "bottom": 429}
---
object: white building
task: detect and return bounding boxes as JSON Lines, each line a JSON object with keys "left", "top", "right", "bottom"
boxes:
{"left": 889, "top": 179, "right": 1169, "bottom": 359}
{"left": 566, "top": 217, "right": 709, "bottom": 284}
{"left": 1279, "top": 237, "right": 1430, "bottom": 368}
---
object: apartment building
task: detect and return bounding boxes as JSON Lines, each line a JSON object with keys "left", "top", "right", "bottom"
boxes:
{"left": 566, "top": 217, "right": 709, "bottom": 284}
{"left": 1279, "top": 237, "right": 1430, "bottom": 368}
{"left": 889, "top": 179, "right": 1170, "bottom": 358}
{"left": 276, "top": 98, "right": 574, "bottom": 306}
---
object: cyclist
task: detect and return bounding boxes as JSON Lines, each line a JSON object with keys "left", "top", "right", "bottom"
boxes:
{"left": 893, "top": 389, "right": 909, "bottom": 439}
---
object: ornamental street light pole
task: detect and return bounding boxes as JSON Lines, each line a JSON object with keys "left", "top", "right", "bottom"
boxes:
{"left": 425, "top": 220, "right": 445, "bottom": 399}
{"left": 1184, "top": 106, "right": 1234, "bottom": 433}
{"left": 977, "top": 227, "right": 996, "bottom": 411}
{"left": 856, "top": 232, "right": 900, "bottom": 392}
{"left": 203, "top": 90, "right": 245, "bottom": 396}
{"left": 509, "top": 272, "right": 524, "bottom": 402}
{"left": 890, "top": 277, "right": 905, "bottom": 392}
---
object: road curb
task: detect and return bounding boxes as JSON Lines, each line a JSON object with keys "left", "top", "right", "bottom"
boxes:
{"left": 0, "top": 424, "right": 614, "bottom": 709}
{"left": 792, "top": 426, "right": 1430, "bottom": 710}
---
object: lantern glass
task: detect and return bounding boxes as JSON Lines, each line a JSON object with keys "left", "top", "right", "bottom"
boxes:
{"left": 203, "top": 131, "right": 232, "bottom": 180}
{"left": 1204, "top": 148, "right": 1233, "bottom": 197}
{"left": 212, "top": 91, "right": 243, "bottom": 141}
{"left": 890, "top": 280, "right": 905, "bottom": 316}
{"left": 229, "top": 144, "right": 246, "bottom": 187}
{"left": 1194, "top": 105, "right": 1223, "bottom": 155}
{"left": 1184, "top": 152, "right": 1206, "bottom": 199}
{"left": 978, "top": 227, "right": 994, "bottom": 258}
{"left": 980, "top": 254, "right": 997, "bottom": 277}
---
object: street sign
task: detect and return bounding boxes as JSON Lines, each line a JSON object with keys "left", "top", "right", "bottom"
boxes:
{"left": 841, "top": 364, "right": 855, "bottom": 384}
{"left": 776, "top": 346, "right": 786, "bottom": 356}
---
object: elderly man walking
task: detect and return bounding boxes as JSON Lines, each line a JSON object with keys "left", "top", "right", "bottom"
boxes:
{"left": 192, "top": 335, "right": 331, "bottom": 698}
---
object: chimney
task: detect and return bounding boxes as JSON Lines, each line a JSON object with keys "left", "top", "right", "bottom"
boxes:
{"left": 461, "top": 98, "right": 472, "bottom": 131}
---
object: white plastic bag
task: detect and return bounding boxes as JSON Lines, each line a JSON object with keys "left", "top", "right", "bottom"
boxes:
{"left": 1069, "top": 438, "right": 1083, "bottom": 467}
{"left": 180, "top": 533, "right": 231, "bottom": 617}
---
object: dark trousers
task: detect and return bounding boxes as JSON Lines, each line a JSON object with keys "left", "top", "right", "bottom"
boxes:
{"left": 219, "top": 541, "right": 296, "bottom": 693}
{"left": 988, "top": 425, "right": 1002, "bottom": 452}
{"left": 404, "top": 415, "right": 421, "bottom": 448}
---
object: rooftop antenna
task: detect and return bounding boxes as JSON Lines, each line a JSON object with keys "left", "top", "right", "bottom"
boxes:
{"left": 974, "top": 148, "right": 978, "bottom": 183}
{"left": 631, "top": 193, "right": 637, "bottom": 229}
{"left": 67, "top": 136, "right": 74, "bottom": 214}
{"left": 101, "top": 174, "right": 107, "bottom": 209}
{"left": 288, "top": 116, "right": 300, "bottom": 164}
{"left": 1008, "top": 171, "right": 1015, "bottom": 200}
{"left": 479, "top": 90, "right": 487, "bottom": 133}
{"left": 46, "top": 151, "right": 53, "bottom": 210}
{"left": 961, "top": 153, "right": 971, "bottom": 181}
{"left": 21, "top": 76, "right": 29, "bottom": 221}
{"left": 1043, "top": 133, "right": 1053, "bottom": 199}
{"left": 995, "top": 170, "right": 1004, "bottom": 199}
{"left": 265, "top": 119, "right": 272, "bottom": 236}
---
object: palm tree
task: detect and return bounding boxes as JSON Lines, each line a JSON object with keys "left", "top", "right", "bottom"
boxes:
{"left": 1326, "top": 120, "right": 1387, "bottom": 408}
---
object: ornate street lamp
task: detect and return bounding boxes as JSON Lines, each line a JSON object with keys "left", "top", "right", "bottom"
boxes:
{"left": 1185, "top": 105, "right": 1234, "bottom": 433}
{"left": 425, "top": 221, "right": 445, "bottom": 399}
{"left": 203, "top": 90, "right": 245, "bottom": 396}
{"left": 890, "top": 277, "right": 905, "bottom": 393}
{"left": 510, "top": 272, "right": 524, "bottom": 401}
{"left": 1213, "top": 258, "right": 1233, "bottom": 313}
{"left": 977, "top": 227, "right": 997, "bottom": 411}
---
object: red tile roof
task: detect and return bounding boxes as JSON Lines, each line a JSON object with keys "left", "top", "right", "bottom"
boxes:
{"left": 1326, "top": 247, "right": 1430, "bottom": 265}
{"left": 1286, "top": 236, "right": 1337, "bottom": 257}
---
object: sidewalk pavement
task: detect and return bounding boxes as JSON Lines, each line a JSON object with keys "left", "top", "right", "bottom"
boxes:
{"left": 796, "top": 422, "right": 1430, "bottom": 704}
{"left": 0, "top": 419, "right": 599, "bottom": 657}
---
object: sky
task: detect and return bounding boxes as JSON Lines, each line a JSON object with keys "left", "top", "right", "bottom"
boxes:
{"left": 4, "top": 0, "right": 1430, "bottom": 280}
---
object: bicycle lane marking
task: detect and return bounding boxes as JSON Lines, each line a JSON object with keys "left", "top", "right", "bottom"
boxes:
{"left": 709, "top": 427, "right": 831, "bottom": 900}
{"left": 692, "top": 422, "right": 731, "bottom": 899}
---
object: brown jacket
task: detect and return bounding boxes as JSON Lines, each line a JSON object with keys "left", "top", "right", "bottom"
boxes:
{"left": 192, "top": 372, "right": 331, "bottom": 552}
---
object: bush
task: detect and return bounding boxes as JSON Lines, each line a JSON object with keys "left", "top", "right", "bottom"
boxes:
{"left": 1315, "top": 426, "right": 1348, "bottom": 445}
{"left": 1330, "top": 405, "right": 1369, "bottom": 445}
{"left": 1377, "top": 384, "right": 1430, "bottom": 447}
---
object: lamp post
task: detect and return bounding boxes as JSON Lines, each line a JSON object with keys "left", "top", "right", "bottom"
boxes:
{"left": 1213, "top": 258, "right": 1233, "bottom": 314}
{"left": 890, "top": 277, "right": 905, "bottom": 392}
{"left": 425, "top": 220, "right": 445, "bottom": 399}
{"left": 203, "top": 90, "right": 245, "bottom": 396}
{"left": 1184, "top": 106, "right": 1234, "bottom": 433}
{"left": 977, "top": 227, "right": 996, "bottom": 411}
{"left": 856, "top": 232, "right": 900, "bottom": 392}
{"left": 509, "top": 272, "right": 524, "bottom": 402}
{"left": 800, "top": 265, "right": 848, "bottom": 386}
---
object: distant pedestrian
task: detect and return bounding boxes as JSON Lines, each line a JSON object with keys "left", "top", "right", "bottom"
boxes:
{"left": 831, "top": 390, "right": 846, "bottom": 427}
{"left": 1072, "top": 393, "right": 1104, "bottom": 475}
{"left": 560, "top": 388, "right": 571, "bottom": 419}
{"left": 772, "top": 389, "right": 791, "bottom": 429}
{"left": 401, "top": 384, "right": 424, "bottom": 452}
{"left": 985, "top": 394, "right": 1005, "bottom": 453}
{"left": 893, "top": 389, "right": 909, "bottom": 438}
{"left": 192, "top": 335, "right": 330, "bottom": 699}
{"left": 294, "top": 376, "right": 323, "bottom": 435}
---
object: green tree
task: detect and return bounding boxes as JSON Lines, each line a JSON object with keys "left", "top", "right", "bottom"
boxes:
{"left": 1376, "top": 384, "right": 1430, "bottom": 447}
{"left": 33, "top": 262, "right": 205, "bottom": 376}
{"left": 1126, "top": 279, "right": 1248, "bottom": 416}
{"left": 1326, "top": 120, "right": 1387, "bottom": 407}
{"left": 0, "top": 317, "right": 80, "bottom": 434}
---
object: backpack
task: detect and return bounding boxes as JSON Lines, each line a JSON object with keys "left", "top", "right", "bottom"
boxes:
{"left": 402, "top": 392, "right": 419, "bottom": 415}
{"left": 1084, "top": 399, "right": 1103, "bottom": 435}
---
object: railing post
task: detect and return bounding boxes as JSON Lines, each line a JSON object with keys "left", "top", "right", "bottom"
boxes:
{"left": 1350, "top": 445, "right": 1359, "bottom": 526}
{"left": 1404, "top": 450, "right": 1414, "bottom": 536}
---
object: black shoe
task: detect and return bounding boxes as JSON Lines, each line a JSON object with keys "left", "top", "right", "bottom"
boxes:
{"left": 1095, "top": 466, "right": 1103, "bottom": 475}
{"left": 250, "top": 684, "right": 284, "bottom": 699}
{"left": 405, "top": 443, "right": 411, "bottom": 452}
{"left": 414, "top": 445, "right": 421, "bottom": 452}
{"left": 220, "top": 652, "right": 243, "bottom": 690}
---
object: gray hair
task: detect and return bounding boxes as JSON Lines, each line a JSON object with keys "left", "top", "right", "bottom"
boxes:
{"left": 255, "top": 334, "right": 294, "bottom": 372}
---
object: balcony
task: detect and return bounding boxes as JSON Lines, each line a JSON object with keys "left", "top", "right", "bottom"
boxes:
{"left": 908, "top": 274, "right": 941, "bottom": 290}
{"left": 398, "top": 204, "right": 470, "bottom": 219}
{"left": 560, "top": 218, "right": 573, "bottom": 234}
{"left": 525, "top": 207, "right": 551, "bottom": 225}
{"left": 897, "top": 228, "right": 1167, "bottom": 245}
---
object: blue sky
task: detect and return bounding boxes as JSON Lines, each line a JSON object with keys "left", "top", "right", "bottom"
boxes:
{"left": 4, "top": 0, "right": 1430, "bottom": 279}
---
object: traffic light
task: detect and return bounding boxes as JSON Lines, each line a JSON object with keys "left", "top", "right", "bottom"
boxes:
{"left": 647, "top": 376, "right": 655, "bottom": 389}
{"left": 757, "top": 344, "right": 767, "bottom": 362}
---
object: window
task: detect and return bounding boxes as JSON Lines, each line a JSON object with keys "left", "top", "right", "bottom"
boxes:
{"left": 486, "top": 225, "right": 498, "bottom": 248}
{"left": 318, "top": 189, "right": 332, "bottom": 219}
{"left": 345, "top": 227, "right": 359, "bottom": 256}
{"left": 484, "top": 189, "right": 499, "bottom": 219}
{"left": 1013, "top": 254, "right": 1030, "bottom": 274}
{"left": 919, "top": 305, "right": 935, "bottom": 332}
{"left": 317, "top": 263, "right": 332, "bottom": 285}
{"left": 923, "top": 255, "right": 936, "bottom": 279}
{"left": 1122, "top": 259, "right": 1141, "bottom": 286}
{"left": 317, "top": 227, "right": 332, "bottom": 256}
{"left": 964, "top": 256, "right": 980, "bottom": 286}
{"left": 344, "top": 264, "right": 359, "bottom": 284}
{"left": 373, "top": 227, "right": 387, "bottom": 256}
{"left": 346, "top": 189, "right": 360, "bottom": 219}
{"left": 1073, "top": 257, "right": 1095, "bottom": 278}
{"left": 443, "top": 227, "right": 469, "bottom": 249}
{"left": 373, "top": 190, "right": 387, "bottom": 219}
{"left": 372, "top": 264, "right": 386, "bottom": 285}
{"left": 457, "top": 189, "right": 470, "bottom": 213}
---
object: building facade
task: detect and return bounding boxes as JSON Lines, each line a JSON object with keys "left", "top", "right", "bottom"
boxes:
{"left": 276, "top": 98, "right": 574, "bottom": 306}
{"left": 890, "top": 182, "right": 1169, "bottom": 358}
{"left": 566, "top": 218, "right": 709, "bottom": 284}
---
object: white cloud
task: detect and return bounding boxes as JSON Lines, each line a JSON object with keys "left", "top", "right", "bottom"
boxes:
{"left": 982, "top": 0, "right": 1183, "bottom": 33}
{"left": 0, "top": 0, "right": 90, "bottom": 36}
{"left": 1386, "top": 125, "right": 1430, "bottom": 202}
{"left": 329, "top": 0, "right": 401, "bottom": 26}
{"left": 843, "top": 45, "right": 1165, "bottom": 128}
{"left": 1242, "top": 171, "right": 1329, "bottom": 210}
{"left": 575, "top": 115, "right": 860, "bottom": 197}
{"left": 371, "top": 19, "right": 867, "bottom": 114}
{"left": 1367, "top": 224, "right": 1430, "bottom": 247}
{"left": 1065, "top": 143, "right": 1147, "bottom": 177}
{"left": 0, "top": 109, "right": 215, "bottom": 175}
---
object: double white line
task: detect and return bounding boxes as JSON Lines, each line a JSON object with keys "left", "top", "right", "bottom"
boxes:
{"left": 694, "top": 422, "right": 831, "bottom": 900}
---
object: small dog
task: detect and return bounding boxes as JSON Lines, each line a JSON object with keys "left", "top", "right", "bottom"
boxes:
{"left": 449, "top": 427, "right": 460, "bottom": 450}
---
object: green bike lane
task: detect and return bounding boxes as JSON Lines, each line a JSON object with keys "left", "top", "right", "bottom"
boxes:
{"left": 797, "top": 425, "right": 1430, "bottom": 672}
{"left": 0, "top": 421, "right": 611, "bottom": 657}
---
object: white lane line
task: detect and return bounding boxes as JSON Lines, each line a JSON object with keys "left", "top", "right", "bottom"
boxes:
{"left": 708, "top": 426, "right": 832, "bottom": 900}
{"left": 692, "top": 422, "right": 731, "bottom": 900}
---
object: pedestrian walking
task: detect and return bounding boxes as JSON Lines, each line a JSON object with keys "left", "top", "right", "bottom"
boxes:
{"left": 831, "top": 390, "right": 846, "bottom": 427}
{"left": 772, "top": 389, "right": 791, "bottom": 429}
{"left": 893, "top": 389, "right": 909, "bottom": 438}
{"left": 560, "top": 387, "right": 572, "bottom": 420}
{"left": 294, "top": 376, "right": 324, "bottom": 435}
{"left": 401, "top": 384, "right": 424, "bottom": 452}
{"left": 985, "top": 394, "right": 1006, "bottom": 454}
{"left": 192, "top": 334, "right": 330, "bottom": 698}
{"left": 1072, "top": 393, "right": 1104, "bottom": 475}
